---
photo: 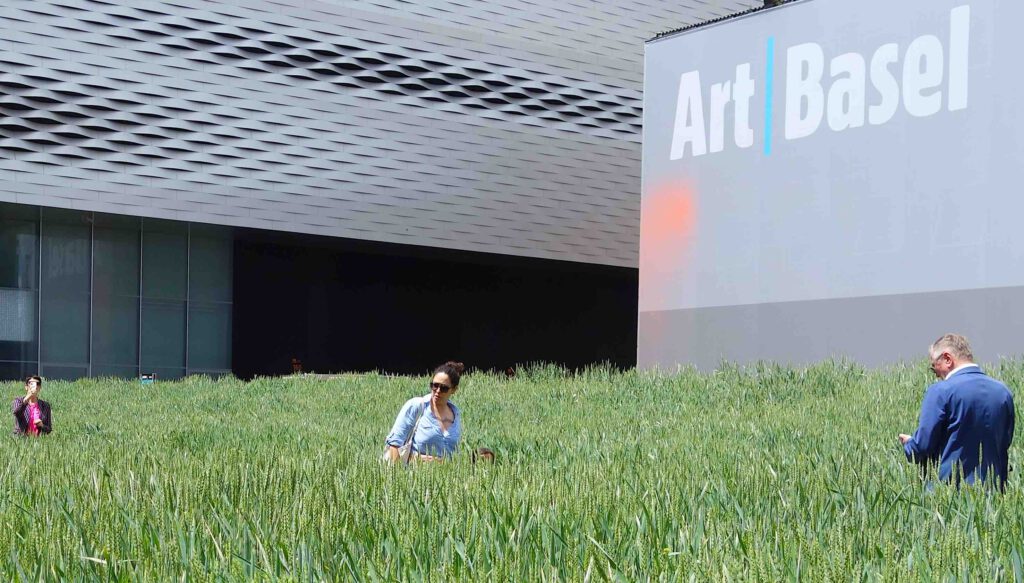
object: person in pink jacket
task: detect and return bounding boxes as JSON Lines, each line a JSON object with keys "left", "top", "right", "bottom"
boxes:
{"left": 13, "top": 376, "right": 52, "bottom": 436}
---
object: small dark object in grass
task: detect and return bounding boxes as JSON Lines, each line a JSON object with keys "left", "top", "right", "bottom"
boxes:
{"left": 473, "top": 447, "right": 495, "bottom": 464}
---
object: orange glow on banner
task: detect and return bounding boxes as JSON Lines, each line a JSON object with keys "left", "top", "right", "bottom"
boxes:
{"left": 639, "top": 181, "right": 696, "bottom": 311}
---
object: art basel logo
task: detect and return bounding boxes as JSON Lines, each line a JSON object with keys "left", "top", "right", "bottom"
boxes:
{"left": 668, "top": 5, "right": 971, "bottom": 159}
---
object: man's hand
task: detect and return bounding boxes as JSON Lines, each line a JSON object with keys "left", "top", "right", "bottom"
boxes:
{"left": 898, "top": 433, "right": 912, "bottom": 445}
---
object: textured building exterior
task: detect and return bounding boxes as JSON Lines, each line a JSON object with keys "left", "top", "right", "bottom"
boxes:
{"left": 0, "top": 0, "right": 758, "bottom": 380}
{"left": 1, "top": 0, "right": 756, "bottom": 267}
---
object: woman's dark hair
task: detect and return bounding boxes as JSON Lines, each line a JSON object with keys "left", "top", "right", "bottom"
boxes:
{"left": 24, "top": 375, "right": 41, "bottom": 386}
{"left": 434, "top": 361, "right": 465, "bottom": 387}
{"left": 472, "top": 447, "right": 496, "bottom": 464}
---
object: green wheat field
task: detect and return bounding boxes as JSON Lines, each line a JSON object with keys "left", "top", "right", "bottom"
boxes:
{"left": 1, "top": 360, "right": 1022, "bottom": 581}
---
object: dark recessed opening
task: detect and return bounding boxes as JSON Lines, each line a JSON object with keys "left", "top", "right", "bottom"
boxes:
{"left": 232, "top": 229, "right": 637, "bottom": 378}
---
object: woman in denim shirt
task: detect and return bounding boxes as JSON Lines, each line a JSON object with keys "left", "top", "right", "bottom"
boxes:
{"left": 384, "top": 361, "right": 464, "bottom": 463}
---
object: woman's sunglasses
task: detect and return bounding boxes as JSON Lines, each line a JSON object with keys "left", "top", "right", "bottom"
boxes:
{"left": 430, "top": 381, "right": 453, "bottom": 393}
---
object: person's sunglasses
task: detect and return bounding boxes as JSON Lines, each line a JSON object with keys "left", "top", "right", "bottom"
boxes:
{"left": 430, "top": 381, "right": 452, "bottom": 393}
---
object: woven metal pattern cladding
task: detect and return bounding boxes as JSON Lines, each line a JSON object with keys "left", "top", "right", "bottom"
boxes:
{"left": 0, "top": 0, "right": 757, "bottom": 267}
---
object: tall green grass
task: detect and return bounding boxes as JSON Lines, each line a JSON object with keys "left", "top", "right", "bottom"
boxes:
{"left": 0, "top": 360, "right": 1021, "bottom": 580}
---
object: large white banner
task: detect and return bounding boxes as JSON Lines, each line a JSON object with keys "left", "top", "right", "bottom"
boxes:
{"left": 642, "top": 0, "right": 1019, "bottom": 314}
{"left": 640, "top": 0, "right": 1024, "bottom": 368}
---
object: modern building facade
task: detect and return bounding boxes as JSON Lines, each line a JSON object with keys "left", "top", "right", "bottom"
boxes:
{"left": 0, "top": 0, "right": 756, "bottom": 380}
{"left": 0, "top": 206, "right": 232, "bottom": 380}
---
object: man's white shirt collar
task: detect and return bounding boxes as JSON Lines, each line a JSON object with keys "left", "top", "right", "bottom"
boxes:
{"left": 944, "top": 362, "right": 978, "bottom": 380}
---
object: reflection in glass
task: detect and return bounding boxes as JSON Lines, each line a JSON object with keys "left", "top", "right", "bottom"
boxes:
{"left": 0, "top": 205, "right": 235, "bottom": 381}
{"left": 0, "top": 218, "right": 38, "bottom": 290}
{"left": 92, "top": 365, "right": 142, "bottom": 379}
{"left": 93, "top": 295, "right": 139, "bottom": 377}
{"left": 188, "top": 302, "right": 232, "bottom": 372}
{"left": 40, "top": 364, "right": 89, "bottom": 381}
{"left": 94, "top": 218, "right": 140, "bottom": 296}
{"left": 0, "top": 211, "right": 39, "bottom": 369}
{"left": 188, "top": 225, "right": 233, "bottom": 373}
{"left": 147, "top": 367, "right": 185, "bottom": 381}
{"left": 39, "top": 209, "right": 91, "bottom": 371}
{"left": 141, "top": 298, "right": 186, "bottom": 371}
{"left": 0, "top": 361, "right": 35, "bottom": 381}
{"left": 189, "top": 225, "right": 233, "bottom": 303}
{"left": 39, "top": 295, "right": 90, "bottom": 364}
{"left": 142, "top": 219, "right": 187, "bottom": 300}
{"left": 141, "top": 219, "right": 188, "bottom": 376}
{"left": 0, "top": 290, "right": 35, "bottom": 345}
{"left": 93, "top": 217, "right": 140, "bottom": 377}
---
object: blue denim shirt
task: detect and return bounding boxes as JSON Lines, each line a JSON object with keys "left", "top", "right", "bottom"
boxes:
{"left": 385, "top": 395, "right": 462, "bottom": 458}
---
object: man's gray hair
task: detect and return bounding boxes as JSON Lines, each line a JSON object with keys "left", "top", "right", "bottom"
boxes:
{"left": 930, "top": 333, "right": 974, "bottom": 361}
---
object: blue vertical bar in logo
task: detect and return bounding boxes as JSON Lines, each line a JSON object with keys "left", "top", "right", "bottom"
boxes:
{"left": 763, "top": 36, "right": 775, "bottom": 156}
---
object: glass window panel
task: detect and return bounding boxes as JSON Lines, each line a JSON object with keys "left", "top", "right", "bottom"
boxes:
{"left": 94, "top": 224, "right": 140, "bottom": 297}
{"left": 141, "top": 298, "right": 185, "bottom": 369}
{"left": 40, "top": 294, "right": 90, "bottom": 364}
{"left": 188, "top": 302, "right": 232, "bottom": 371}
{"left": 40, "top": 364, "right": 89, "bottom": 381}
{"left": 142, "top": 219, "right": 187, "bottom": 300}
{"left": 0, "top": 219, "right": 38, "bottom": 290}
{"left": 40, "top": 215, "right": 91, "bottom": 298}
{"left": 0, "top": 289, "right": 36, "bottom": 342}
{"left": 0, "top": 210, "right": 39, "bottom": 368}
{"left": 91, "top": 365, "right": 139, "bottom": 379}
{"left": 39, "top": 213, "right": 90, "bottom": 373}
{"left": 144, "top": 367, "right": 185, "bottom": 381}
{"left": 93, "top": 294, "right": 139, "bottom": 368}
{"left": 93, "top": 215, "right": 141, "bottom": 377}
{"left": 189, "top": 226, "right": 233, "bottom": 303}
{"left": 94, "top": 213, "right": 140, "bottom": 230}
{"left": 0, "top": 361, "right": 36, "bottom": 382}
{"left": 0, "top": 290, "right": 37, "bottom": 361}
{"left": 0, "top": 202, "right": 38, "bottom": 222}
{"left": 41, "top": 207, "right": 89, "bottom": 225}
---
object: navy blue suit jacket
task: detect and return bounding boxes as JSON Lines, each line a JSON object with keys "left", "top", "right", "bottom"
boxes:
{"left": 904, "top": 366, "right": 1015, "bottom": 487}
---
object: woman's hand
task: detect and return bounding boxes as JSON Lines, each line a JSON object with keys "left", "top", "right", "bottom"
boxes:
{"left": 33, "top": 419, "right": 42, "bottom": 428}
{"left": 417, "top": 454, "right": 442, "bottom": 463}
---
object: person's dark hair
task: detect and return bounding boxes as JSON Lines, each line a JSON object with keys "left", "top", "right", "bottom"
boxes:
{"left": 433, "top": 361, "right": 465, "bottom": 387}
{"left": 24, "top": 375, "right": 41, "bottom": 386}
{"left": 472, "top": 447, "right": 495, "bottom": 464}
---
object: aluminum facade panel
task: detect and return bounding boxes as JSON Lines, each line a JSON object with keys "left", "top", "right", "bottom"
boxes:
{"left": 0, "top": 0, "right": 756, "bottom": 267}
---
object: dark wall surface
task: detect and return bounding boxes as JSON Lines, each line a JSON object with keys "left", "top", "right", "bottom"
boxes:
{"left": 233, "top": 230, "right": 637, "bottom": 378}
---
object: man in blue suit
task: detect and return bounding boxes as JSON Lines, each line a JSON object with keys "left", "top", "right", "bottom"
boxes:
{"left": 899, "top": 334, "right": 1015, "bottom": 489}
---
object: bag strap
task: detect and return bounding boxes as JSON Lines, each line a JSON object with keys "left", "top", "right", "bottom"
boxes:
{"left": 401, "top": 398, "right": 429, "bottom": 465}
